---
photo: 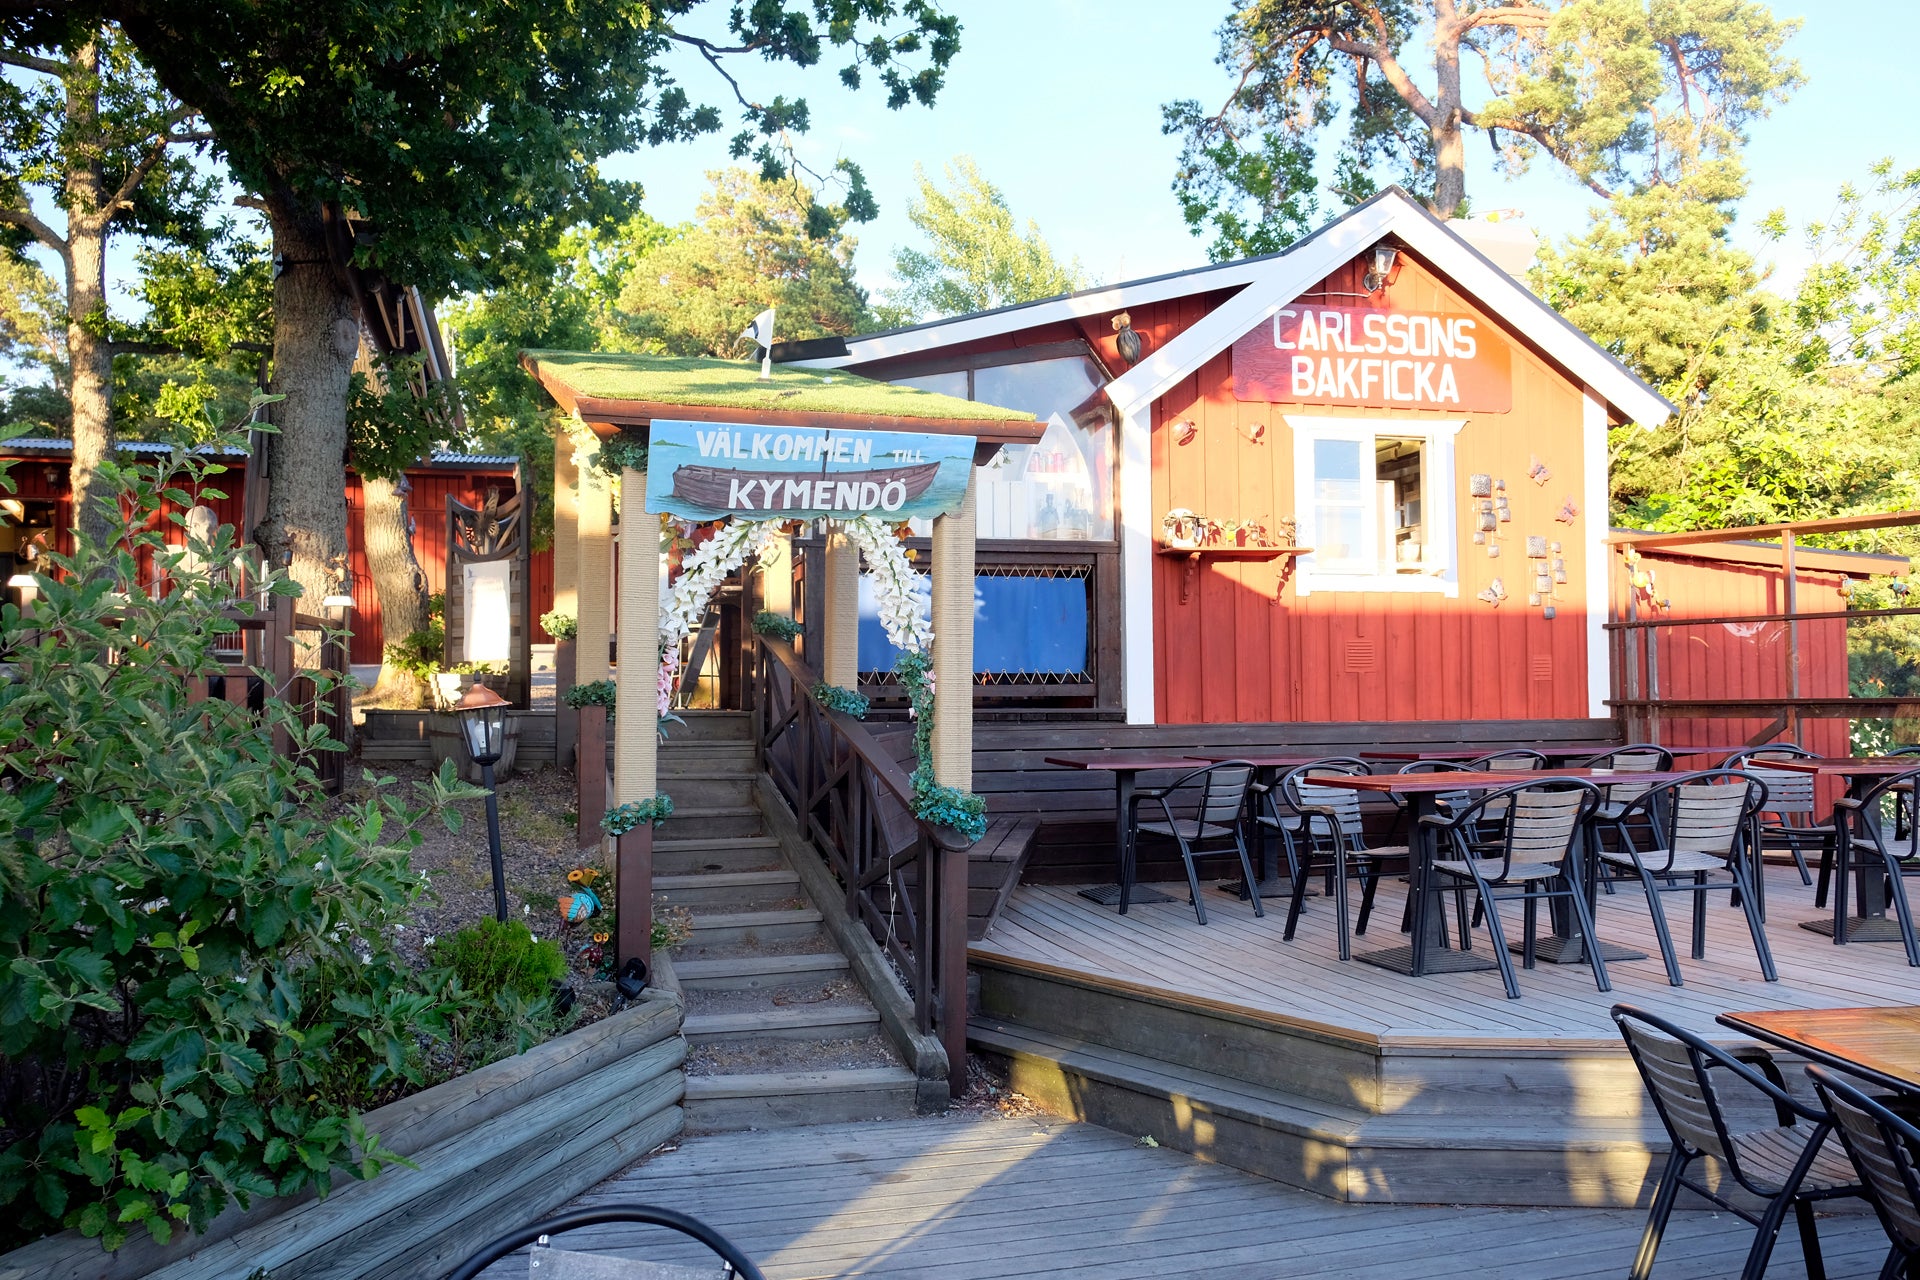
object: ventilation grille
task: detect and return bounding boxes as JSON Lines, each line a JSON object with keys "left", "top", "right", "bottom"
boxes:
{"left": 1342, "top": 640, "right": 1378, "bottom": 674}
{"left": 1530, "top": 654, "right": 1554, "bottom": 681}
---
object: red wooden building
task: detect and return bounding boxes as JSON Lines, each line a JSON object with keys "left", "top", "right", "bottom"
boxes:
{"left": 789, "top": 187, "right": 1673, "bottom": 730}
{"left": 0, "top": 438, "right": 557, "bottom": 665}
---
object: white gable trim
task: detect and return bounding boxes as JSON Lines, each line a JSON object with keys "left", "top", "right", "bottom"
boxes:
{"left": 1103, "top": 189, "right": 1673, "bottom": 429}
{"left": 793, "top": 260, "right": 1281, "bottom": 370}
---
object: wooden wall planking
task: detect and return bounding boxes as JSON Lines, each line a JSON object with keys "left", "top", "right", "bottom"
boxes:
{"left": 1150, "top": 253, "right": 1599, "bottom": 726}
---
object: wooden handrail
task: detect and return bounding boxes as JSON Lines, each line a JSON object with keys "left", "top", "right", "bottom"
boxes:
{"left": 752, "top": 632, "right": 970, "bottom": 1098}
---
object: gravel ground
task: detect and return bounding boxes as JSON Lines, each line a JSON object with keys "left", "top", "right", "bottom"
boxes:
{"left": 687, "top": 1035, "right": 903, "bottom": 1076}
{"left": 341, "top": 759, "right": 641, "bottom": 1017}
{"left": 682, "top": 979, "right": 870, "bottom": 1017}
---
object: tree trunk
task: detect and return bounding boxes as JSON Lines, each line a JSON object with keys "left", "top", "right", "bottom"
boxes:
{"left": 63, "top": 38, "right": 115, "bottom": 555}
{"left": 361, "top": 471, "right": 430, "bottom": 705}
{"left": 258, "top": 192, "right": 357, "bottom": 606}
{"left": 1431, "top": 118, "right": 1466, "bottom": 219}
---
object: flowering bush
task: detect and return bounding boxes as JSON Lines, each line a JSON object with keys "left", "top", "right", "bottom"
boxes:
{"left": 0, "top": 434, "right": 500, "bottom": 1250}
{"left": 657, "top": 517, "right": 781, "bottom": 715}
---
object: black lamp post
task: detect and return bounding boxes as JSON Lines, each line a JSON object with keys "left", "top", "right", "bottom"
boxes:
{"left": 455, "top": 683, "right": 512, "bottom": 922}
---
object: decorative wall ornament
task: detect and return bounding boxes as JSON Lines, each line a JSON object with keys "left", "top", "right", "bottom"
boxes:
{"left": 1526, "top": 536, "right": 1548, "bottom": 558}
{"left": 1556, "top": 498, "right": 1580, "bottom": 523}
{"left": 1528, "top": 456, "right": 1552, "bottom": 485}
{"left": 1469, "top": 473, "right": 1493, "bottom": 498}
{"left": 1171, "top": 418, "right": 1198, "bottom": 445}
{"left": 1112, "top": 311, "right": 1144, "bottom": 365}
{"left": 1477, "top": 577, "right": 1507, "bottom": 606}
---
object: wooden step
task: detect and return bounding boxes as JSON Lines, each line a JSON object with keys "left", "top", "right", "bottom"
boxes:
{"left": 685, "top": 907, "right": 824, "bottom": 947}
{"left": 654, "top": 868, "right": 799, "bottom": 909}
{"left": 656, "top": 805, "right": 763, "bottom": 838}
{"left": 970, "top": 1017, "right": 1667, "bottom": 1208}
{"left": 671, "top": 953, "right": 849, "bottom": 991}
{"left": 682, "top": 1067, "right": 919, "bottom": 1131}
{"left": 682, "top": 1004, "right": 880, "bottom": 1044}
{"left": 653, "top": 835, "right": 783, "bottom": 876}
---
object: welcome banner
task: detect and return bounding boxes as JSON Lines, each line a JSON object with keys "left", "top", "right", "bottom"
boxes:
{"left": 643, "top": 419, "right": 978, "bottom": 521}
{"left": 1231, "top": 304, "right": 1512, "bottom": 412}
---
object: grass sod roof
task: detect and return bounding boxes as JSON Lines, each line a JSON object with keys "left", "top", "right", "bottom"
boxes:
{"left": 522, "top": 350, "right": 1041, "bottom": 439}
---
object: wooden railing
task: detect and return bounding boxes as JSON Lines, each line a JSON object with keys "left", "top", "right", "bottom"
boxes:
{"left": 752, "top": 634, "right": 970, "bottom": 1088}
{"left": 184, "top": 594, "right": 351, "bottom": 796}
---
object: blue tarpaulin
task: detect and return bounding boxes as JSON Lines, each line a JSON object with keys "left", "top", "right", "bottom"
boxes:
{"left": 858, "top": 574, "right": 1088, "bottom": 675}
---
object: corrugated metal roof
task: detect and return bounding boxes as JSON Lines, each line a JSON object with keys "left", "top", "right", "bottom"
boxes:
{"left": 0, "top": 436, "right": 518, "bottom": 468}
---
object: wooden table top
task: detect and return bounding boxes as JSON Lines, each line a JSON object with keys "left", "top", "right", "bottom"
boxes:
{"left": 1719, "top": 1006, "right": 1920, "bottom": 1091}
{"left": 1043, "top": 752, "right": 1209, "bottom": 773}
{"left": 1316, "top": 769, "right": 1671, "bottom": 794}
{"left": 1759, "top": 757, "right": 1920, "bottom": 776}
{"left": 1185, "top": 751, "right": 1342, "bottom": 768}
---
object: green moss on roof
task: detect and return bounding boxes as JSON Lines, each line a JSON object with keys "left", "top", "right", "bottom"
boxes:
{"left": 523, "top": 350, "right": 1035, "bottom": 423}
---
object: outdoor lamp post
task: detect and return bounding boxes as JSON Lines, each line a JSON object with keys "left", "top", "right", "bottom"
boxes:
{"left": 455, "top": 683, "right": 512, "bottom": 922}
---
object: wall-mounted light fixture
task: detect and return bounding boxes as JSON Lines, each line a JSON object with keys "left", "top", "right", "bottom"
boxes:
{"left": 1363, "top": 243, "right": 1401, "bottom": 292}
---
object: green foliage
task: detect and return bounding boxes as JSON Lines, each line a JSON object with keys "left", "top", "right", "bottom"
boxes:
{"left": 564, "top": 679, "right": 616, "bottom": 712}
{"left": 615, "top": 169, "right": 872, "bottom": 355}
{"left": 348, "top": 353, "right": 461, "bottom": 483}
{"left": 426, "top": 922, "right": 567, "bottom": 1005}
{"left": 540, "top": 610, "right": 579, "bottom": 643}
{"left": 589, "top": 433, "right": 650, "bottom": 479}
{"left": 811, "top": 681, "right": 870, "bottom": 717}
{"left": 382, "top": 593, "right": 447, "bottom": 698}
{"left": 877, "top": 158, "right": 1090, "bottom": 325}
{"left": 603, "top": 796, "right": 673, "bottom": 837}
{"left": 0, "top": 250, "right": 65, "bottom": 391}
{"left": 890, "top": 648, "right": 988, "bottom": 841}
{"left": 751, "top": 611, "right": 802, "bottom": 641}
{"left": 0, "top": 431, "right": 492, "bottom": 1250}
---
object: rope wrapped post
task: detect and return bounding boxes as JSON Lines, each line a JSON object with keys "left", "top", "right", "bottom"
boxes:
{"left": 553, "top": 438, "right": 580, "bottom": 768}
{"left": 573, "top": 453, "right": 614, "bottom": 849}
{"left": 822, "top": 526, "right": 859, "bottom": 688}
{"left": 929, "top": 478, "right": 976, "bottom": 790}
{"left": 613, "top": 465, "right": 660, "bottom": 965}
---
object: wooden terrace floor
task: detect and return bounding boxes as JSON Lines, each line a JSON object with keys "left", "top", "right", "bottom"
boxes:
{"left": 974, "top": 864, "right": 1920, "bottom": 1046}
{"left": 508, "top": 1114, "right": 1890, "bottom": 1278}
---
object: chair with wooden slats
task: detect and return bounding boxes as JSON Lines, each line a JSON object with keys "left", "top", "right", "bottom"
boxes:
{"left": 1422, "top": 780, "right": 1604, "bottom": 999}
{"left": 1577, "top": 744, "right": 1674, "bottom": 884}
{"left": 1807, "top": 1065, "right": 1920, "bottom": 1280}
{"left": 1613, "top": 1005, "right": 1861, "bottom": 1280}
{"left": 1251, "top": 755, "right": 1371, "bottom": 893}
{"left": 1595, "top": 770, "right": 1776, "bottom": 986}
{"left": 1126, "top": 761, "right": 1262, "bottom": 926}
{"left": 1727, "top": 744, "right": 1833, "bottom": 892}
{"left": 1281, "top": 765, "right": 1409, "bottom": 960}
{"left": 1831, "top": 765, "right": 1920, "bottom": 965}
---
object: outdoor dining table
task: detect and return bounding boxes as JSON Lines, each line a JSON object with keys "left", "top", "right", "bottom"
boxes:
{"left": 1765, "top": 758, "right": 1920, "bottom": 944}
{"left": 1042, "top": 750, "right": 1212, "bottom": 911}
{"left": 1309, "top": 769, "right": 1665, "bottom": 976}
{"left": 1718, "top": 1006, "right": 1920, "bottom": 1093}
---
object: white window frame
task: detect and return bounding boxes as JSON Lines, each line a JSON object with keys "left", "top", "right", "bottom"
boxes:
{"left": 1287, "top": 414, "right": 1463, "bottom": 597}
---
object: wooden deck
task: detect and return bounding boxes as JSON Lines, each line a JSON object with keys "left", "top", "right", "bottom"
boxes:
{"left": 973, "top": 864, "right": 1920, "bottom": 1046}
{"left": 507, "top": 1114, "right": 1892, "bottom": 1278}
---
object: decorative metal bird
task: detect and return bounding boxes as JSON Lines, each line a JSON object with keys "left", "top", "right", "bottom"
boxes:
{"left": 1112, "top": 312, "right": 1144, "bottom": 365}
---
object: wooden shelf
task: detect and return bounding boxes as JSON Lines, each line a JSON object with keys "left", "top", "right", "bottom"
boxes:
{"left": 1156, "top": 545, "right": 1316, "bottom": 603}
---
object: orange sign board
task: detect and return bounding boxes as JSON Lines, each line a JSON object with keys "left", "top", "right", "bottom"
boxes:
{"left": 1231, "top": 305, "right": 1511, "bottom": 412}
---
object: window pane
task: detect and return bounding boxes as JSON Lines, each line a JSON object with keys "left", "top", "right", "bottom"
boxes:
{"left": 973, "top": 358, "right": 1102, "bottom": 420}
{"left": 1376, "top": 437, "right": 1426, "bottom": 571}
{"left": 857, "top": 571, "right": 1089, "bottom": 676}
{"left": 893, "top": 371, "right": 968, "bottom": 398}
{"left": 1311, "top": 438, "right": 1369, "bottom": 570}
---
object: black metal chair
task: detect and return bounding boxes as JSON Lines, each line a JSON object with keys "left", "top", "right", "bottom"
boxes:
{"left": 447, "top": 1203, "right": 769, "bottom": 1280}
{"left": 1807, "top": 1065, "right": 1920, "bottom": 1280}
{"left": 1594, "top": 770, "right": 1776, "bottom": 986}
{"left": 1462, "top": 747, "right": 1551, "bottom": 772}
{"left": 1577, "top": 744, "right": 1674, "bottom": 868}
{"left": 1423, "top": 780, "right": 1606, "bottom": 1000}
{"left": 1831, "top": 765, "right": 1920, "bottom": 965}
{"left": 1251, "top": 755, "right": 1373, "bottom": 892}
{"left": 1727, "top": 744, "right": 1832, "bottom": 891}
{"left": 1126, "top": 760, "right": 1262, "bottom": 926}
{"left": 1281, "top": 763, "right": 1410, "bottom": 960}
{"left": 1613, "top": 1004, "right": 1861, "bottom": 1280}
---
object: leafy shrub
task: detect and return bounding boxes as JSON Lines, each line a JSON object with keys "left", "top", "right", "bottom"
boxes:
{"left": 0, "top": 431, "right": 486, "bottom": 1251}
{"left": 603, "top": 795, "right": 673, "bottom": 836}
{"left": 382, "top": 591, "right": 447, "bottom": 700}
{"left": 564, "top": 678, "right": 616, "bottom": 712}
{"left": 427, "top": 921, "right": 567, "bottom": 1004}
{"left": 750, "top": 610, "right": 801, "bottom": 641}
{"left": 540, "top": 609, "right": 579, "bottom": 642}
{"left": 811, "top": 680, "right": 869, "bottom": 717}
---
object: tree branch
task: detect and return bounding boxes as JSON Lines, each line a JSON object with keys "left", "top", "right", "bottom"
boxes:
{"left": 105, "top": 110, "right": 203, "bottom": 213}
{"left": 0, "top": 201, "right": 69, "bottom": 261}
{"left": 0, "top": 47, "right": 64, "bottom": 76}
{"left": 1329, "top": 34, "right": 1438, "bottom": 125}
{"left": 667, "top": 31, "right": 767, "bottom": 115}
{"left": 1461, "top": 107, "right": 1615, "bottom": 199}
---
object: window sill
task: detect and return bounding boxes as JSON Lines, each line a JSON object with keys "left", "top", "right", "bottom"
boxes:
{"left": 1296, "top": 570, "right": 1459, "bottom": 598}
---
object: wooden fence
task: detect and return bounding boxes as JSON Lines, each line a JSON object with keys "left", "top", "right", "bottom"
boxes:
{"left": 752, "top": 635, "right": 970, "bottom": 1088}
{"left": 186, "top": 592, "right": 352, "bottom": 796}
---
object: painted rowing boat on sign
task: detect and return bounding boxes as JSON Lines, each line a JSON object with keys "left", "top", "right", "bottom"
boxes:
{"left": 670, "top": 460, "right": 942, "bottom": 513}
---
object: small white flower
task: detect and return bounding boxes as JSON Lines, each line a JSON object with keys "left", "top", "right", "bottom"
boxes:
{"left": 423, "top": 935, "right": 436, "bottom": 946}
{"left": 361, "top": 954, "right": 372, "bottom": 965}
{"left": 523, "top": 904, "right": 531, "bottom": 915}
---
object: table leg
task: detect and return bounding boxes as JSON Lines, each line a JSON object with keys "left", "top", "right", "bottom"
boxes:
{"left": 1357, "top": 794, "right": 1496, "bottom": 976}
{"left": 1803, "top": 778, "right": 1906, "bottom": 943}
{"left": 1116, "top": 771, "right": 1135, "bottom": 914}
{"left": 1524, "top": 817, "right": 1647, "bottom": 965}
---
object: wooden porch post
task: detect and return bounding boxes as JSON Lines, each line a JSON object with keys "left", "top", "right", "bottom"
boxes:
{"left": 574, "top": 460, "right": 613, "bottom": 850}
{"left": 613, "top": 465, "right": 659, "bottom": 966}
{"left": 929, "top": 474, "right": 976, "bottom": 1098}
{"left": 822, "top": 527, "right": 859, "bottom": 687}
{"left": 553, "top": 437, "right": 580, "bottom": 769}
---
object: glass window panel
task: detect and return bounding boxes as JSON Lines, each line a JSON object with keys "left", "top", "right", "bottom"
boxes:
{"left": 892, "top": 371, "right": 968, "bottom": 398}
{"left": 1311, "top": 438, "right": 1370, "bottom": 571}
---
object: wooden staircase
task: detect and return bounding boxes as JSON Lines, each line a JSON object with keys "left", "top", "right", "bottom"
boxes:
{"left": 652, "top": 713, "right": 922, "bottom": 1131}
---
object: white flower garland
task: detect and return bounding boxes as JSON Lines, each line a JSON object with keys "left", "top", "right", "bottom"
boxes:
{"left": 658, "top": 516, "right": 783, "bottom": 714}
{"left": 843, "top": 514, "right": 931, "bottom": 655}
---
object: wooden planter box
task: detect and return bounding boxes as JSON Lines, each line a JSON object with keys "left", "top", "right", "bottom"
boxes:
{"left": 0, "top": 958, "right": 686, "bottom": 1280}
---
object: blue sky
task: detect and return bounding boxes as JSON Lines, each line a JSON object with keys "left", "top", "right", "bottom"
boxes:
{"left": 611, "top": 1, "right": 1920, "bottom": 303}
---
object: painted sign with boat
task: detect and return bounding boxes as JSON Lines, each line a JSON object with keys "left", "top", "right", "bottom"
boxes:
{"left": 643, "top": 419, "right": 977, "bottom": 521}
